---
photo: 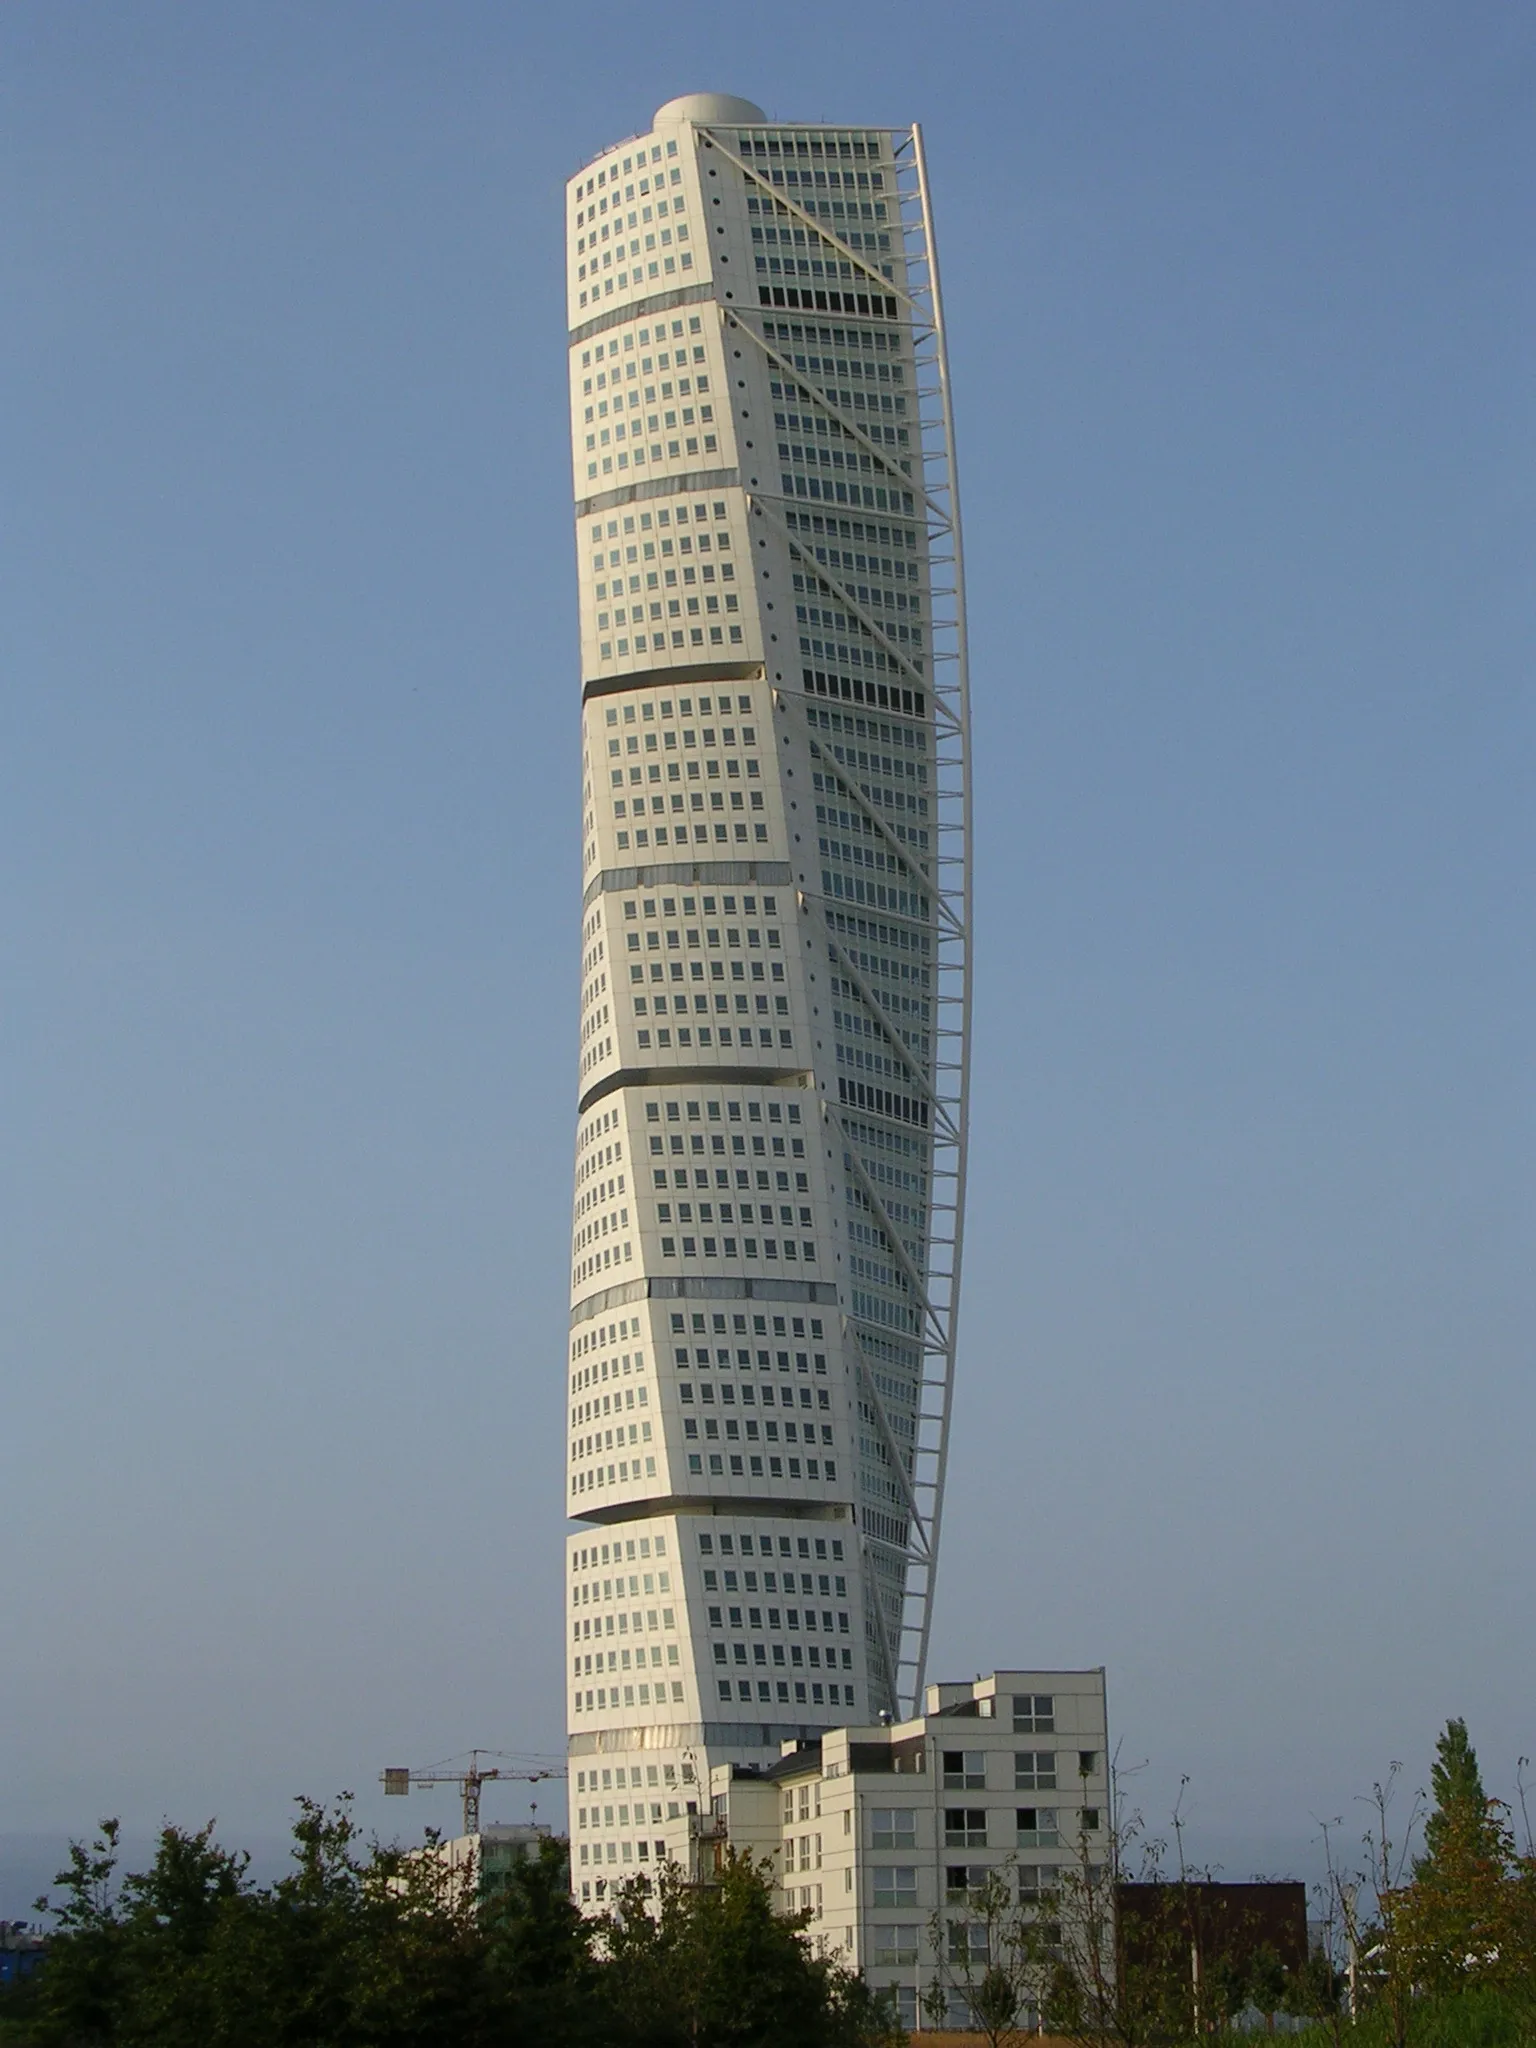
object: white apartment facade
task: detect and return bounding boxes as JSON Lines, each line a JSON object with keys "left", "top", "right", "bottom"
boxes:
{"left": 700, "top": 1671, "right": 1111, "bottom": 2032}
{"left": 561, "top": 93, "right": 972, "bottom": 1903}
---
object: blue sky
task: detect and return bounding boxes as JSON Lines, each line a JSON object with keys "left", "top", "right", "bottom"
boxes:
{"left": 2, "top": 1, "right": 1531, "bottom": 1907}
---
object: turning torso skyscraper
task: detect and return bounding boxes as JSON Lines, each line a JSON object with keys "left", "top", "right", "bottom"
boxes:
{"left": 561, "top": 93, "right": 971, "bottom": 1897}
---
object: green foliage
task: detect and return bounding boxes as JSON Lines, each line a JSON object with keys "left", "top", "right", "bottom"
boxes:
{"left": 600, "top": 1851, "right": 899, "bottom": 2048}
{"left": 1281, "top": 1983, "right": 1534, "bottom": 2048}
{"left": 1381, "top": 1719, "right": 1536, "bottom": 2008}
{"left": 1422, "top": 1719, "right": 1493, "bottom": 1869}
{"left": 0, "top": 1813, "right": 897, "bottom": 2048}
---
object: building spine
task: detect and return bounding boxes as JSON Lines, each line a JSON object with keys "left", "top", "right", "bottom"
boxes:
{"left": 561, "top": 92, "right": 971, "bottom": 1899}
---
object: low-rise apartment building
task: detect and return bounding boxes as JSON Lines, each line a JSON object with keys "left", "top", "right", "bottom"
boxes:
{"left": 700, "top": 1667, "right": 1110, "bottom": 2031}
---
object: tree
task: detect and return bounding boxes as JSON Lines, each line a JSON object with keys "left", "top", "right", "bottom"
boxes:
{"left": 923, "top": 1862, "right": 1045, "bottom": 2047}
{"left": 1386, "top": 1721, "right": 1536, "bottom": 2004}
{"left": 1039, "top": 1793, "right": 1195, "bottom": 2048}
{"left": 1421, "top": 1719, "right": 1493, "bottom": 1869}
{"left": 600, "top": 1852, "right": 897, "bottom": 2048}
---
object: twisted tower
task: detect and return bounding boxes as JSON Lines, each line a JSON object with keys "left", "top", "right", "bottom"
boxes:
{"left": 562, "top": 94, "right": 971, "bottom": 1900}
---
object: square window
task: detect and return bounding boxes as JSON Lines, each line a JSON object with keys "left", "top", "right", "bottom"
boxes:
{"left": 943, "top": 1808, "right": 988, "bottom": 1848}
{"left": 872, "top": 1866, "right": 917, "bottom": 1909}
{"left": 870, "top": 1808, "right": 916, "bottom": 1850}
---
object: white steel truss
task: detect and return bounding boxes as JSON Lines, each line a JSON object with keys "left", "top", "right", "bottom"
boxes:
{"left": 711, "top": 123, "right": 973, "bottom": 1717}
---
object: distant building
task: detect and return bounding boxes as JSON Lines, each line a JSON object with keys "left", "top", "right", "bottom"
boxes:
{"left": 1116, "top": 1879, "right": 1309, "bottom": 2017}
{"left": 698, "top": 1668, "right": 1109, "bottom": 2032}
{"left": 426, "top": 1825, "right": 567, "bottom": 1903}
{"left": 0, "top": 1922, "right": 46, "bottom": 1987}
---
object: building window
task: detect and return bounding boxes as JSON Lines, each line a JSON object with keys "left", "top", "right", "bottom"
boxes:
{"left": 1015, "top": 1751, "right": 1057, "bottom": 1791}
{"left": 1017, "top": 1807, "right": 1060, "bottom": 1848}
{"left": 943, "top": 1808, "right": 987, "bottom": 1848}
{"left": 948, "top": 1921, "right": 990, "bottom": 1967}
{"left": 1013, "top": 1694, "right": 1055, "bottom": 1733}
{"left": 873, "top": 1925, "right": 919, "bottom": 1966}
{"left": 942, "top": 1750, "right": 985, "bottom": 1790}
{"left": 870, "top": 1808, "right": 916, "bottom": 1849}
{"left": 872, "top": 1866, "right": 917, "bottom": 1908}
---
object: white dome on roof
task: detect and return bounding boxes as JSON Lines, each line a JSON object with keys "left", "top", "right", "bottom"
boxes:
{"left": 653, "top": 93, "right": 766, "bottom": 127}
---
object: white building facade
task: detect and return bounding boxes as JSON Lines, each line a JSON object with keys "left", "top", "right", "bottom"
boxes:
{"left": 562, "top": 93, "right": 972, "bottom": 1903}
{"left": 701, "top": 1671, "right": 1111, "bottom": 2033}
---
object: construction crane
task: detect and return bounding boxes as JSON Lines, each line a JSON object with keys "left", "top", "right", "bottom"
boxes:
{"left": 380, "top": 1750, "right": 566, "bottom": 1836}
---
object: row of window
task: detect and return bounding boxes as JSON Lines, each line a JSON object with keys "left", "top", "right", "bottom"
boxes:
{"left": 675, "top": 1336, "right": 825, "bottom": 1368}
{"left": 570, "top": 1364, "right": 647, "bottom": 1414}
{"left": 636, "top": 982, "right": 786, "bottom": 1011}
{"left": 939, "top": 1807, "right": 1102, "bottom": 1847}
{"left": 570, "top": 1453, "right": 653, "bottom": 1493}
{"left": 732, "top": 132, "right": 888, "bottom": 168}
{"left": 684, "top": 1415, "right": 831, "bottom": 1448}
{"left": 711, "top": 1639, "right": 851, "bottom": 1673}
{"left": 572, "top": 1557, "right": 670, "bottom": 1600}
{"left": 637, "top": 1022, "right": 789, "bottom": 1049}
{"left": 571, "top": 1377, "right": 647, "bottom": 1425}
{"left": 574, "top": 1760, "right": 692, "bottom": 1794}
{"left": 576, "top": 247, "right": 693, "bottom": 308}
{"left": 572, "top": 139, "right": 680, "bottom": 204}
{"left": 870, "top": 1857, "right": 1090, "bottom": 1908}
{"left": 573, "top": 1169, "right": 624, "bottom": 1220}
{"left": 575, "top": 1099, "right": 624, "bottom": 1154}
{"left": 709, "top": 1600, "right": 847, "bottom": 1633}
{"left": 587, "top": 414, "right": 712, "bottom": 458}
{"left": 747, "top": 175, "right": 889, "bottom": 212}
{"left": 574, "top": 1600, "right": 673, "bottom": 1641}
{"left": 616, "top": 825, "right": 766, "bottom": 855}
{"left": 577, "top": 1033, "right": 613, "bottom": 1080}
{"left": 936, "top": 1744, "right": 1100, "bottom": 1790}
{"left": 606, "top": 703, "right": 748, "bottom": 741}
{"left": 574, "top": 1680, "right": 683, "bottom": 1712}
{"left": 662, "top": 1198, "right": 808, "bottom": 1227}
{"left": 651, "top": 1100, "right": 802, "bottom": 1145}
{"left": 680, "top": 1371, "right": 826, "bottom": 1400}
{"left": 583, "top": 351, "right": 704, "bottom": 406}
{"left": 577, "top": 1805, "right": 680, "bottom": 1850}
{"left": 610, "top": 756, "right": 757, "bottom": 792}
{"left": 595, "top": 586, "right": 735, "bottom": 626}
{"left": 571, "top": 1241, "right": 629, "bottom": 1287}
{"left": 687, "top": 1448, "right": 831, "bottom": 1481}
{"left": 578, "top": 1839, "right": 669, "bottom": 1873}
{"left": 596, "top": 561, "right": 734, "bottom": 602}
{"left": 663, "top": 1233, "right": 813, "bottom": 1263}
{"left": 571, "top": 1314, "right": 640, "bottom": 1357}
{"left": 718, "top": 1676, "right": 853, "bottom": 1707}
{"left": 677, "top": 1310, "right": 823, "bottom": 1340}
{"left": 576, "top": 218, "right": 688, "bottom": 277}
{"left": 571, "top": 1533, "right": 667, "bottom": 1572}
{"left": 596, "top": 626, "right": 745, "bottom": 659}
{"left": 570, "top": 1356, "right": 642, "bottom": 1395}
{"left": 588, "top": 497, "right": 726, "bottom": 553}
{"left": 569, "top": 1416, "right": 651, "bottom": 1459}
{"left": 575, "top": 182, "right": 685, "bottom": 252}
{"left": 576, "top": 1798, "right": 679, "bottom": 1830}
{"left": 574, "top": 1643, "right": 674, "bottom": 1676}
{"left": 571, "top": 1212, "right": 626, "bottom": 1256}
